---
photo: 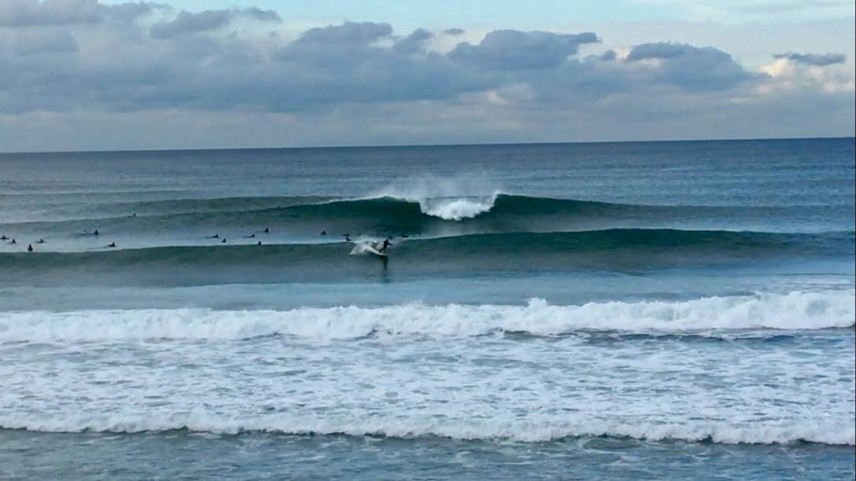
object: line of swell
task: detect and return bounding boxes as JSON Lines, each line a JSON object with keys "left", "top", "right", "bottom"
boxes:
{"left": 6, "top": 194, "right": 845, "bottom": 230}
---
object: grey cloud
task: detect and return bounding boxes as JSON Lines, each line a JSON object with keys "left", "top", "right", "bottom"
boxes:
{"left": 599, "top": 50, "right": 617, "bottom": 61}
{"left": 773, "top": 52, "right": 846, "bottom": 66}
{"left": 449, "top": 29, "right": 599, "bottom": 70}
{"left": 273, "top": 21, "right": 394, "bottom": 68}
{"left": 0, "top": 0, "right": 101, "bottom": 26}
{"left": 150, "top": 7, "right": 280, "bottom": 39}
{"left": 394, "top": 28, "right": 432, "bottom": 54}
{"left": 626, "top": 42, "right": 757, "bottom": 90}
{"left": 105, "top": 2, "right": 169, "bottom": 23}
{"left": 0, "top": 20, "right": 813, "bottom": 118}
{"left": 295, "top": 21, "right": 392, "bottom": 45}
{"left": 272, "top": 22, "right": 488, "bottom": 109}
{"left": 0, "top": 0, "right": 161, "bottom": 27}
{"left": 12, "top": 29, "right": 79, "bottom": 55}
{"left": 444, "top": 28, "right": 465, "bottom": 36}
{"left": 627, "top": 42, "right": 696, "bottom": 61}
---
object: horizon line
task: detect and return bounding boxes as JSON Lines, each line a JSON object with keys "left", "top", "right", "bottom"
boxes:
{"left": 1, "top": 135, "right": 853, "bottom": 156}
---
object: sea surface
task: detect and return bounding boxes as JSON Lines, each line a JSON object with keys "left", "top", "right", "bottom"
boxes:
{"left": 0, "top": 138, "right": 854, "bottom": 480}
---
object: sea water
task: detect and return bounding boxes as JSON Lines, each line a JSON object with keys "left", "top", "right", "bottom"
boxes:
{"left": 0, "top": 138, "right": 854, "bottom": 480}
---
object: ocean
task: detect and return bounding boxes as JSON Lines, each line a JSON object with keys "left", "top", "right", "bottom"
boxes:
{"left": 0, "top": 138, "right": 854, "bottom": 480}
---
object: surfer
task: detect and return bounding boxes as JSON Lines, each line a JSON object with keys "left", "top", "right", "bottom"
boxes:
{"left": 0, "top": 235, "right": 7, "bottom": 240}
{"left": 36, "top": 239, "right": 45, "bottom": 244}
{"left": 245, "top": 233, "right": 256, "bottom": 239}
{"left": 343, "top": 233, "right": 351, "bottom": 242}
{"left": 321, "top": 230, "right": 327, "bottom": 236}
{"left": 380, "top": 238, "right": 391, "bottom": 253}
{"left": 107, "top": 242, "right": 116, "bottom": 248}
{"left": 207, "top": 234, "right": 220, "bottom": 239}
{"left": 93, "top": 229, "right": 99, "bottom": 236}
{"left": 263, "top": 227, "right": 270, "bottom": 233}
{"left": 10, "top": 239, "right": 15, "bottom": 244}
{"left": 222, "top": 238, "right": 227, "bottom": 243}
{"left": 27, "top": 244, "right": 33, "bottom": 252}
{"left": 257, "top": 241, "right": 262, "bottom": 246}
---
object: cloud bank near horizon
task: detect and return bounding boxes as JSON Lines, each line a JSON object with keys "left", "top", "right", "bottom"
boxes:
{"left": 0, "top": 0, "right": 853, "bottom": 151}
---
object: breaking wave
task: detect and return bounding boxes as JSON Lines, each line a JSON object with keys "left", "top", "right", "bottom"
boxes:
{"left": 1, "top": 290, "right": 852, "bottom": 343}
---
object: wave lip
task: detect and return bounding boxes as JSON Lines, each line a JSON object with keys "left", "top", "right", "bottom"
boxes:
{"left": 1, "top": 290, "right": 852, "bottom": 343}
{"left": 1, "top": 414, "right": 852, "bottom": 445}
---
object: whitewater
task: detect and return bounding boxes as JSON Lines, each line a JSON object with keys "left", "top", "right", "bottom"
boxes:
{"left": 1, "top": 290, "right": 853, "bottom": 342}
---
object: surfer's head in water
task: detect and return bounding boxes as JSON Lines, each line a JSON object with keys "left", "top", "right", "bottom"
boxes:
{"left": 27, "top": 244, "right": 33, "bottom": 252}
{"left": 321, "top": 230, "right": 327, "bottom": 236}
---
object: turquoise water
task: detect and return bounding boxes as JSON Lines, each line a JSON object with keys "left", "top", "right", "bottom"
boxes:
{"left": 1, "top": 138, "right": 854, "bottom": 480}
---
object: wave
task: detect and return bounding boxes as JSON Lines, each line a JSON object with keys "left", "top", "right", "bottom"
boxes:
{"left": 1, "top": 414, "right": 851, "bottom": 445}
{"left": 1, "top": 291, "right": 852, "bottom": 343}
{"left": 5, "top": 193, "right": 850, "bottom": 238}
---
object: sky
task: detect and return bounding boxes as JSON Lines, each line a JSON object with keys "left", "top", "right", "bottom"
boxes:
{"left": 0, "top": 0, "right": 854, "bottom": 152}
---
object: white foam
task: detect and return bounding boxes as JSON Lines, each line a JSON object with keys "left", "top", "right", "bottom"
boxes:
{"left": 417, "top": 194, "right": 498, "bottom": 221}
{"left": 369, "top": 175, "right": 502, "bottom": 220}
{"left": 1, "top": 413, "right": 852, "bottom": 445}
{"left": 0, "top": 290, "right": 852, "bottom": 343}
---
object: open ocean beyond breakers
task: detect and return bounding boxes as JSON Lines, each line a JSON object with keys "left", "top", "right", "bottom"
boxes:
{"left": 1, "top": 138, "right": 854, "bottom": 480}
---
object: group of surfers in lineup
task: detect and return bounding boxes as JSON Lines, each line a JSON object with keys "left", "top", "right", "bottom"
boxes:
{"left": 3, "top": 225, "right": 394, "bottom": 254}
{"left": 2, "top": 230, "right": 116, "bottom": 252}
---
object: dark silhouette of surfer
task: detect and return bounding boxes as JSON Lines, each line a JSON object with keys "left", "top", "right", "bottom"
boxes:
{"left": 222, "top": 238, "right": 227, "bottom": 243}
{"left": 107, "top": 242, "right": 116, "bottom": 248}
{"left": 0, "top": 235, "right": 7, "bottom": 240}
{"left": 257, "top": 241, "right": 262, "bottom": 246}
{"left": 263, "top": 227, "right": 270, "bottom": 233}
{"left": 245, "top": 233, "right": 256, "bottom": 238}
{"left": 380, "top": 238, "right": 391, "bottom": 253}
{"left": 207, "top": 234, "right": 220, "bottom": 239}
{"left": 321, "top": 230, "right": 327, "bottom": 236}
{"left": 10, "top": 239, "right": 15, "bottom": 244}
{"left": 27, "top": 244, "right": 33, "bottom": 252}
{"left": 36, "top": 239, "right": 45, "bottom": 244}
{"left": 343, "top": 233, "right": 351, "bottom": 242}
{"left": 93, "top": 229, "right": 99, "bottom": 236}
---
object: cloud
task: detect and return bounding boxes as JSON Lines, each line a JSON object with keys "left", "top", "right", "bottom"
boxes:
{"left": 0, "top": 1, "right": 852, "bottom": 151}
{"left": 0, "top": 0, "right": 102, "bottom": 26}
{"left": 773, "top": 52, "right": 847, "bottom": 66}
{"left": 626, "top": 42, "right": 758, "bottom": 90}
{"left": 10, "top": 29, "right": 79, "bottom": 55}
{"left": 394, "top": 28, "right": 433, "bottom": 54}
{"left": 150, "top": 7, "right": 280, "bottom": 39}
{"left": 0, "top": 0, "right": 161, "bottom": 27}
{"left": 449, "top": 29, "right": 599, "bottom": 70}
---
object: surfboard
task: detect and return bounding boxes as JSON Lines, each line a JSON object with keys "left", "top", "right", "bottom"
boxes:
{"left": 364, "top": 245, "right": 388, "bottom": 257}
